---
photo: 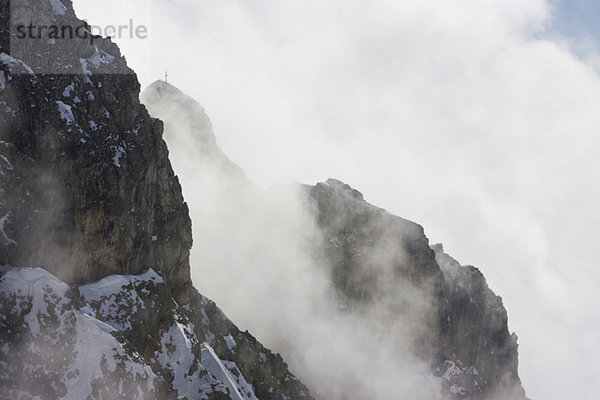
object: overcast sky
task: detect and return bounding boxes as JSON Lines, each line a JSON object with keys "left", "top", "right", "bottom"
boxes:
{"left": 74, "top": 1, "right": 600, "bottom": 399}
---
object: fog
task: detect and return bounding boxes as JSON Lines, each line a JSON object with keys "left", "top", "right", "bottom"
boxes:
{"left": 141, "top": 82, "right": 444, "bottom": 399}
{"left": 74, "top": 1, "right": 600, "bottom": 399}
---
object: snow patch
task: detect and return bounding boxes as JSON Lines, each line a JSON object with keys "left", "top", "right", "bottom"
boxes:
{"left": 441, "top": 361, "right": 462, "bottom": 381}
{"left": 222, "top": 360, "right": 260, "bottom": 400}
{"left": 63, "top": 315, "right": 145, "bottom": 400}
{"left": 0, "top": 53, "right": 36, "bottom": 78}
{"left": 449, "top": 384, "right": 466, "bottom": 395}
{"left": 0, "top": 154, "right": 14, "bottom": 175}
{"left": 0, "top": 266, "right": 69, "bottom": 336}
{"left": 155, "top": 320, "right": 205, "bottom": 399}
{"left": 49, "top": 0, "right": 67, "bottom": 15}
{"left": 0, "top": 267, "right": 159, "bottom": 398}
{"left": 56, "top": 101, "right": 76, "bottom": 125}
{"left": 0, "top": 213, "right": 17, "bottom": 246}
{"left": 1, "top": 266, "right": 258, "bottom": 400}
{"left": 63, "top": 82, "right": 74, "bottom": 97}
{"left": 112, "top": 144, "right": 126, "bottom": 167}
{"left": 79, "top": 268, "right": 164, "bottom": 331}
{"left": 79, "top": 269, "right": 163, "bottom": 303}
{"left": 201, "top": 342, "right": 258, "bottom": 400}
{"left": 224, "top": 334, "right": 237, "bottom": 352}
{"left": 80, "top": 46, "right": 115, "bottom": 82}
{"left": 200, "top": 308, "right": 210, "bottom": 325}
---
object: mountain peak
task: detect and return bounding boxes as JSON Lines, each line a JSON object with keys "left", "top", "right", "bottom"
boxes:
{"left": 144, "top": 79, "right": 182, "bottom": 96}
{"left": 141, "top": 80, "right": 247, "bottom": 180}
{"left": 322, "top": 178, "right": 365, "bottom": 201}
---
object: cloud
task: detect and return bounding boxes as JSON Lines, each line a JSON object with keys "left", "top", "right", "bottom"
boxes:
{"left": 73, "top": 0, "right": 600, "bottom": 399}
{"left": 141, "top": 82, "right": 446, "bottom": 399}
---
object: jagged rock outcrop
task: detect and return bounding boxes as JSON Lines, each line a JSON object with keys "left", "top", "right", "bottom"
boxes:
{"left": 306, "top": 179, "right": 528, "bottom": 400}
{"left": 433, "top": 244, "right": 526, "bottom": 400}
{"left": 0, "top": 0, "right": 530, "bottom": 398}
{"left": 0, "top": 1, "right": 315, "bottom": 399}
{"left": 0, "top": 0, "right": 192, "bottom": 299}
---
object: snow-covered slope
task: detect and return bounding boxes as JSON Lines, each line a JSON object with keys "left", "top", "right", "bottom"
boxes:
{"left": 0, "top": 265, "right": 308, "bottom": 399}
{"left": 0, "top": 266, "right": 162, "bottom": 399}
{"left": 201, "top": 343, "right": 260, "bottom": 400}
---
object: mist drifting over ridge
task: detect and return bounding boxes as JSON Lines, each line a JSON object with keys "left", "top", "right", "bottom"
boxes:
{"left": 141, "top": 81, "right": 441, "bottom": 399}
{"left": 69, "top": 0, "right": 600, "bottom": 398}
{"left": 141, "top": 80, "right": 527, "bottom": 400}
{"left": 9, "top": 0, "right": 600, "bottom": 397}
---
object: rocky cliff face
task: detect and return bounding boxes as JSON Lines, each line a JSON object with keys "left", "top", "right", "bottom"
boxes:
{"left": 306, "top": 180, "right": 528, "bottom": 400}
{"left": 0, "top": 1, "right": 315, "bottom": 399}
{"left": 141, "top": 77, "right": 530, "bottom": 399}
{"left": 0, "top": 1, "right": 530, "bottom": 399}
{"left": 138, "top": 73, "right": 530, "bottom": 399}
{"left": 0, "top": 0, "right": 192, "bottom": 299}
{"left": 432, "top": 244, "right": 526, "bottom": 400}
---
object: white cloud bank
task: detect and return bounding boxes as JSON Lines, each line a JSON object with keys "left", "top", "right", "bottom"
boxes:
{"left": 73, "top": 1, "right": 600, "bottom": 399}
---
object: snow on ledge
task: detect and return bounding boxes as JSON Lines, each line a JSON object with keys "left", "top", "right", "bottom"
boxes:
{"left": 0, "top": 266, "right": 70, "bottom": 323}
{"left": 79, "top": 268, "right": 163, "bottom": 302}
{"left": 201, "top": 342, "right": 259, "bottom": 400}
{"left": 0, "top": 212, "right": 17, "bottom": 246}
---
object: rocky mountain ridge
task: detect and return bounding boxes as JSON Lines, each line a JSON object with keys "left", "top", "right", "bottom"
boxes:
{"left": 306, "top": 179, "right": 528, "bottom": 400}
{"left": 1, "top": 0, "right": 529, "bottom": 399}
{"left": 1, "top": 0, "right": 193, "bottom": 300}
{"left": 143, "top": 77, "right": 529, "bottom": 399}
{"left": 0, "top": 1, "right": 314, "bottom": 398}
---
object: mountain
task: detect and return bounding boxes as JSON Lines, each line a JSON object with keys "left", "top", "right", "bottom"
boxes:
{"left": 142, "top": 82, "right": 529, "bottom": 399}
{"left": 141, "top": 80, "right": 245, "bottom": 181}
{"left": 0, "top": 1, "right": 314, "bottom": 399}
{"left": 306, "top": 179, "right": 528, "bottom": 400}
{"left": 0, "top": 0, "right": 529, "bottom": 399}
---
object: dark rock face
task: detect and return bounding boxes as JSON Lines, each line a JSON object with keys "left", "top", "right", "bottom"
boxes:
{"left": 0, "top": 1, "right": 315, "bottom": 399}
{"left": 309, "top": 179, "right": 442, "bottom": 305}
{"left": 306, "top": 179, "right": 528, "bottom": 400}
{"left": 433, "top": 245, "right": 526, "bottom": 400}
{"left": 307, "top": 179, "right": 446, "bottom": 366}
{"left": 0, "top": 0, "right": 192, "bottom": 299}
{"left": 0, "top": 1, "right": 530, "bottom": 399}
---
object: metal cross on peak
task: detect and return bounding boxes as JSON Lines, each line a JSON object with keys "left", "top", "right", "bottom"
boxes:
{"left": 164, "top": 71, "right": 168, "bottom": 83}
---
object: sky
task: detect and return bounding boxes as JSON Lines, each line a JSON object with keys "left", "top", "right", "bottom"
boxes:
{"left": 72, "top": 1, "right": 600, "bottom": 399}
{"left": 547, "top": 0, "right": 600, "bottom": 69}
